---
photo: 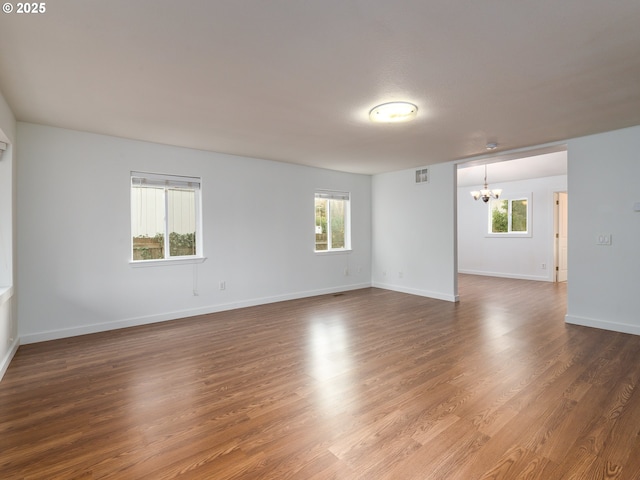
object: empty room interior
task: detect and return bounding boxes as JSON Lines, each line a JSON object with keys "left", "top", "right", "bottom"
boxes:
{"left": 1, "top": 2, "right": 640, "bottom": 479}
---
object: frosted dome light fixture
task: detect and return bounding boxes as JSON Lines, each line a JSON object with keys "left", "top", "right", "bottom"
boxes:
{"left": 369, "top": 102, "right": 418, "bottom": 123}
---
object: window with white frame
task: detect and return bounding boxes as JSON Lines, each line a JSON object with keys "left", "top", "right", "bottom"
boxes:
{"left": 131, "top": 172, "right": 202, "bottom": 262}
{"left": 488, "top": 194, "right": 531, "bottom": 236}
{"left": 315, "top": 190, "right": 350, "bottom": 252}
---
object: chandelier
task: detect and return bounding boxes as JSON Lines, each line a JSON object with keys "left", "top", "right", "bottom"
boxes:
{"left": 470, "top": 165, "right": 502, "bottom": 203}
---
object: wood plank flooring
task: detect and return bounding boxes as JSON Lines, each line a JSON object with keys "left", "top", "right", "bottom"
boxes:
{"left": 2, "top": 275, "right": 640, "bottom": 479}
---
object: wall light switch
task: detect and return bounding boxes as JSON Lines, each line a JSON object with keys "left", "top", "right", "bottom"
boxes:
{"left": 596, "top": 234, "right": 612, "bottom": 246}
{"left": 635, "top": 202, "right": 640, "bottom": 212}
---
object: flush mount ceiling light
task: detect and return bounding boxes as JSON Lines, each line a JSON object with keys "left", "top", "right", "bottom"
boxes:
{"left": 369, "top": 102, "right": 418, "bottom": 123}
{"left": 486, "top": 142, "right": 498, "bottom": 150}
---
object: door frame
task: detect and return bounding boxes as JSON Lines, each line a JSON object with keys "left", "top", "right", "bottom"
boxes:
{"left": 553, "top": 191, "right": 568, "bottom": 282}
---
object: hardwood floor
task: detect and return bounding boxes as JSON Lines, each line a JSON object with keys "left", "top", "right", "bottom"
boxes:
{"left": 2, "top": 275, "right": 640, "bottom": 479}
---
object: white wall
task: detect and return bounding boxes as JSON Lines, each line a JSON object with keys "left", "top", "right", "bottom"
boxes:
{"left": 371, "top": 163, "right": 458, "bottom": 302}
{"left": 12, "top": 118, "right": 640, "bottom": 355}
{"left": 17, "top": 123, "right": 372, "bottom": 343}
{"left": 0, "top": 88, "right": 17, "bottom": 380}
{"left": 565, "top": 125, "right": 640, "bottom": 335}
{"left": 458, "top": 175, "right": 567, "bottom": 281}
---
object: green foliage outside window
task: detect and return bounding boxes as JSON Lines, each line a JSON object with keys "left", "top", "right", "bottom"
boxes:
{"left": 329, "top": 199, "right": 345, "bottom": 249}
{"left": 491, "top": 200, "right": 508, "bottom": 233}
{"left": 315, "top": 200, "right": 328, "bottom": 251}
{"left": 511, "top": 199, "right": 527, "bottom": 232}
{"left": 490, "top": 198, "right": 528, "bottom": 234}
{"left": 132, "top": 232, "right": 196, "bottom": 260}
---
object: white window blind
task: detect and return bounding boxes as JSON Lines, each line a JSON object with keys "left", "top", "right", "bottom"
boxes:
{"left": 131, "top": 172, "right": 200, "bottom": 189}
{"left": 315, "top": 190, "right": 349, "bottom": 201}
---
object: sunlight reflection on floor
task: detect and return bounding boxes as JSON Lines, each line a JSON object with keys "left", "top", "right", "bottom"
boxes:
{"left": 308, "top": 317, "right": 356, "bottom": 416}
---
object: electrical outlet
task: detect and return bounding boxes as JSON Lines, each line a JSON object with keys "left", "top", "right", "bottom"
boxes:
{"left": 541, "top": 263, "right": 546, "bottom": 270}
{"left": 398, "top": 271, "right": 404, "bottom": 278}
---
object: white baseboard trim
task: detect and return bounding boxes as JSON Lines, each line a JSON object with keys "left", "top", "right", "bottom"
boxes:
{"left": 565, "top": 314, "right": 640, "bottom": 336}
{"left": 372, "top": 281, "right": 459, "bottom": 302}
{"left": 0, "top": 337, "right": 20, "bottom": 381}
{"left": 458, "top": 269, "right": 553, "bottom": 282}
{"left": 19, "top": 282, "right": 372, "bottom": 345}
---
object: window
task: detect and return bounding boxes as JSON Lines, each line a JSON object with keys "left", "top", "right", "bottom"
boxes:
{"left": 131, "top": 172, "right": 203, "bottom": 263}
{"left": 488, "top": 194, "right": 531, "bottom": 236}
{"left": 315, "top": 190, "right": 350, "bottom": 252}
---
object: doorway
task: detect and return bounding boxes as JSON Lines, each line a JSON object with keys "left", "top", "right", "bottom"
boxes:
{"left": 455, "top": 147, "right": 568, "bottom": 286}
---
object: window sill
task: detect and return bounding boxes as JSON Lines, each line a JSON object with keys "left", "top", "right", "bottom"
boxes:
{"left": 314, "top": 249, "right": 352, "bottom": 256}
{"left": 129, "top": 257, "right": 207, "bottom": 268}
{"left": 485, "top": 233, "right": 532, "bottom": 238}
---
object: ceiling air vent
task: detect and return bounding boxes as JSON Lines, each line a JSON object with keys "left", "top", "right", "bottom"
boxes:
{"left": 415, "top": 167, "right": 429, "bottom": 184}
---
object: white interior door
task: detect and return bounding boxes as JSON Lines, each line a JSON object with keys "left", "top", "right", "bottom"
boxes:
{"left": 555, "top": 192, "right": 568, "bottom": 282}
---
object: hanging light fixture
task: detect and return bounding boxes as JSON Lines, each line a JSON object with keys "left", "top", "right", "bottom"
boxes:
{"left": 470, "top": 165, "right": 502, "bottom": 203}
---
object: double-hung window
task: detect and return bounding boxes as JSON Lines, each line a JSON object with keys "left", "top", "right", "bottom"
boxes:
{"left": 315, "top": 190, "right": 351, "bottom": 252}
{"left": 131, "top": 172, "right": 203, "bottom": 263}
{"left": 488, "top": 194, "right": 531, "bottom": 237}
